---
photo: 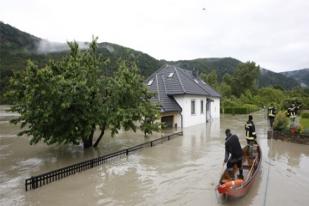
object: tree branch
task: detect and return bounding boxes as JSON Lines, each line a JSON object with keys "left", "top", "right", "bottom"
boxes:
{"left": 93, "top": 124, "right": 106, "bottom": 147}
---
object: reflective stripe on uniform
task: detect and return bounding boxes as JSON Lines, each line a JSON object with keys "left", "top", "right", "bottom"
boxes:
{"left": 246, "top": 136, "right": 255, "bottom": 140}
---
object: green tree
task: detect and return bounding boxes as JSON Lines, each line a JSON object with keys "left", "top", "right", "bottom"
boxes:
{"left": 230, "top": 61, "right": 260, "bottom": 97}
{"left": 222, "top": 73, "right": 233, "bottom": 85}
{"left": 218, "top": 82, "right": 232, "bottom": 97}
{"left": 7, "top": 38, "right": 160, "bottom": 149}
{"left": 257, "top": 87, "right": 285, "bottom": 108}
{"left": 201, "top": 69, "right": 218, "bottom": 90}
{"left": 106, "top": 62, "right": 161, "bottom": 138}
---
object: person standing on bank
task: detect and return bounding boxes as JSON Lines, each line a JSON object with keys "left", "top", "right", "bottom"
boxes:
{"left": 223, "top": 129, "right": 243, "bottom": 179}
{"left": 245, "top": 115, "right": 256, "bottom": 144}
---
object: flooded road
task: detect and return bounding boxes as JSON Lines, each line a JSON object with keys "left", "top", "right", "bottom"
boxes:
{"left": 1, "top": 109, "right": 309, "bottom": 205}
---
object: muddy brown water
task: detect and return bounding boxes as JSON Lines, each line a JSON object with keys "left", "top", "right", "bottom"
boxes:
{"left": 0, "top": 109, "right": 308, "bottom": 206}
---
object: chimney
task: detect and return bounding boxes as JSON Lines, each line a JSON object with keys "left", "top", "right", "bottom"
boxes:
{"left": 192, "top": 67, "right": 199, "bottom": 78}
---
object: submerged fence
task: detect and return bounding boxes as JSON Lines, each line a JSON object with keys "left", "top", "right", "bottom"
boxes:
{"left": 25, "top": 131, "right": 183, "bottom": 191}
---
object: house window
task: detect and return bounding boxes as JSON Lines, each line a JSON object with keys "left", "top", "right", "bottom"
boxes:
{"left": 201, "top": 100, "right": 204, "bottom": 114}
{"left": 191, "top": 100, "right": 195, "bottom": 115}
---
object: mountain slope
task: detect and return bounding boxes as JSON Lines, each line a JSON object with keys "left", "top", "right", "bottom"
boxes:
{"left": 168, "top": 57, "right": 242, "bottom": 81}
{"left": 0, "top": 22, "right": 303, "bottom": 103}
{"left": 281, "top": 69, "right": 309, "bottom": 87}
{"left": 258, "top": 69, "right": 300, "bottom": 89}
{"left": 0, "top": 21, "right": 40, "bottom": 53}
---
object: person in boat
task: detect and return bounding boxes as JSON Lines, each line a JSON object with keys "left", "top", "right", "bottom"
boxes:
{"left": 245, "top": 115, "right": 256, "bottom": 145}
{"left": 268, "top": 105, "right": 276, "bottom": 128}
{"left": 224, "top": 129, "right": 243, "bottom": 179}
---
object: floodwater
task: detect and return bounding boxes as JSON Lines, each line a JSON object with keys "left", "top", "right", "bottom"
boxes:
{"left": 0, "top": 108, "right": 309, "bottom": 206}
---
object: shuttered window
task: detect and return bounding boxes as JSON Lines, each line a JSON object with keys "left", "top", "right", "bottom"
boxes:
{"left": 191, "top": 100, "right": 195, "bottom": 115}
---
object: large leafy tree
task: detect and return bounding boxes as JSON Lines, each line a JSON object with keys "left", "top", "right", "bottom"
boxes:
{"left": 201, "top": 69, "right": 219, "bottom": 90}
{"left": 7, "top": 38, "right": 160, "bottom": 148}
{"left": 230, "top": 61, "right": 260, "bottom": 97}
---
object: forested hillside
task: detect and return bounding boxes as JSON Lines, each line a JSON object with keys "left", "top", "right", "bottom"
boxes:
{"left": 0, "top": 21, "right": 304, "bottom": 103}
{"left": 281, "top": 69, "right": 309, "bottom": 87}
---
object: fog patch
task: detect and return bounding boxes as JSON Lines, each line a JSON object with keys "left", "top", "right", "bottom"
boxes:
{"left": 36, "top": 40, "right": 90, "bottom": 54}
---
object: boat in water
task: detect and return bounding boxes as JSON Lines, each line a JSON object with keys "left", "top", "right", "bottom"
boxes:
{"left": 216, "top": 140, "right": 262, "bottom": 198}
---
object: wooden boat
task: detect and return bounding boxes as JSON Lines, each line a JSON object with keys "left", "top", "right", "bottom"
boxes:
{"left": 216, "top": 140, "right": 262, "bottom": 198}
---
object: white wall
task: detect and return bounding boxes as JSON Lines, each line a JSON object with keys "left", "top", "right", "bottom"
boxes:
{"left": 210, "top": 98, "right": 220, "bottom": 119}
{"left": 174, "top": 95, "right": 207, "bottom": 128}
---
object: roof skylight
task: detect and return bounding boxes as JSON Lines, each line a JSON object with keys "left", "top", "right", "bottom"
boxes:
{"left": 147, "top": 79, "right": 154, "bottom": 86}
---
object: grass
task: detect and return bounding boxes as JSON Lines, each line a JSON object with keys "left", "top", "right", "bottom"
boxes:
{"left": 300, "top": 118, "right": 309, "bottom": 129}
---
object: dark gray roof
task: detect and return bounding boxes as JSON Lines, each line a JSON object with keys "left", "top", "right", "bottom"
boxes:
{"left": 146, "top": 65, "right": 221, "bottom": 112}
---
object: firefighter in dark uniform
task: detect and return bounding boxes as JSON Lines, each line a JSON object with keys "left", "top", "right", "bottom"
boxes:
{"left": 245, "top": 115, "right": 257, "bottom": 158}
{"left": 287, "top": 104, "right": 296, "bottom": 122}
{"left": 223, "top": 129, "right": 243, "bottom": 179}
{"left": 245, "top": 115, "right": 256, "bottom": 144}
{"left": 268, "top": 105, "right": 276, "bottom": 128}
{"left": 295, "top": 103, "right": 301, "bottom": 115}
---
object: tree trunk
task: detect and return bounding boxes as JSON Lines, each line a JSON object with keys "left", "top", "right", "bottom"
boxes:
{"left": 83, "top": 124, "right": 95, "bottom": 149}
{"left": 83, "top": 137, "right": 93, "bottom": 148}
{"left": 93, "top": 124, "right": 106, "bottom": 147}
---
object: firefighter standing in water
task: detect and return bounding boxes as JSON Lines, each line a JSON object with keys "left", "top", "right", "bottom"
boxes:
{"left": 245, "top": 115, "right": 256, "bottom": 144}
{"left": 245, "top": 115, "right": 257, "bottom": 158}
{"left": 268, "top": 105, "right": 276, "bottom": 128}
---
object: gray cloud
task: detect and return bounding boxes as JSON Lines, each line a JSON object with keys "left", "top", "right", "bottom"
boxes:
{"left": 1, "top": 0, "right": 309, "bottom": 72}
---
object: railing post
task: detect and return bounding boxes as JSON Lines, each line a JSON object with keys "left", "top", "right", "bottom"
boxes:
{"left": 25, "top": 180, "right": 28, "bottom": 191}
{"left": 126, "top": 149, "right": 129, "bottom": 156}
{"left": 31, "top": 176, "right": 36, "bottom": 190}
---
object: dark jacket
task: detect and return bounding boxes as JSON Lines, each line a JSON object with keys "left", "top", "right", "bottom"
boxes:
{"left": 224, "top": 134, "right": 243, "bottom": 162}
{"left": 245, "top": 120, "right": 256, "bottom": 138}
{"left": 268, "top": 107, "right": 276, "bottom": 118}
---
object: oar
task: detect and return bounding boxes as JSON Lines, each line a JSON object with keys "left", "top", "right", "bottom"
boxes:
{"left": 220, "top": 163, "right": 226, "bottom": 175}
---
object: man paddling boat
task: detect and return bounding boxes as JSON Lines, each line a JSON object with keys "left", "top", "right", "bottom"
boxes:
{"left": 223, "top": 129, "right": 243, "bottom": 179}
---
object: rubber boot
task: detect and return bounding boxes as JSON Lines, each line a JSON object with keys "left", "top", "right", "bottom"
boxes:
{"left": 237, "top": 169, "right": 244, "bottom": 179}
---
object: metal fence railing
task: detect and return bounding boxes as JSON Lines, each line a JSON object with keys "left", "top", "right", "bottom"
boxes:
{"left": 25, "top": 131, "right": 183, "bottom": 191}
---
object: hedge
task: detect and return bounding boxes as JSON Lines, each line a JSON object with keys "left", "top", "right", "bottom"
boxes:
{"left": 301, "top": 112, "right": 309, "bottom": 119}
{"left": 221, "top": 104, "right": 259, "bottom": 114}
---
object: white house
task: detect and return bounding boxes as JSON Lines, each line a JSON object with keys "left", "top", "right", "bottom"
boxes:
{"left": 146, "top": 65, "right": 221, "bottom": 128}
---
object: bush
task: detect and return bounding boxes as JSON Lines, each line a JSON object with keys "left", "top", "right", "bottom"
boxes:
{"left": 222, "top": 104, "right": 259, "bottom": 114}
{"left": 273, "top": 111, "right": 289, "bottom": 131}
{"left": 301, "top": 112, "right": 309, "bottom": 119}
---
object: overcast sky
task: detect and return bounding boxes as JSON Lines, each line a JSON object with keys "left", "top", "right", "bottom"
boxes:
{"left": 1, "top": 0, "right": 309, "bottom": 72}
